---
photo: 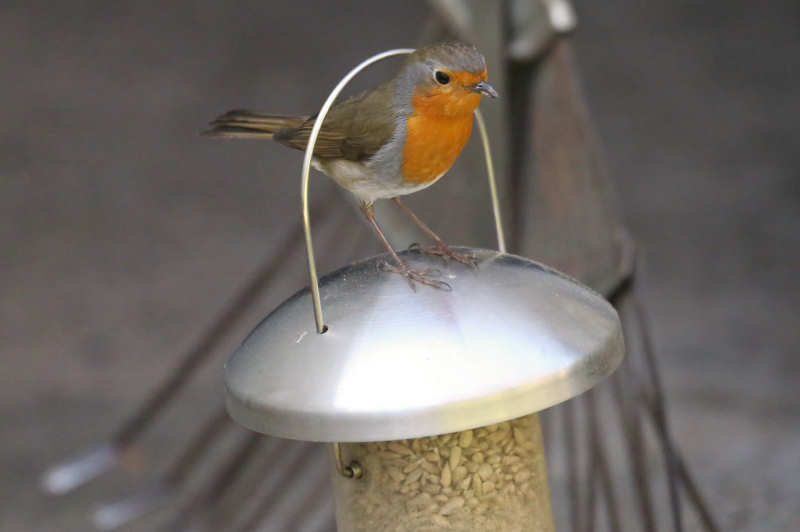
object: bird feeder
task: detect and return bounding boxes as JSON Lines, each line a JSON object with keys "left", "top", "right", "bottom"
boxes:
{"left": 223, "top": 50, "right": 624, "bottom": 531}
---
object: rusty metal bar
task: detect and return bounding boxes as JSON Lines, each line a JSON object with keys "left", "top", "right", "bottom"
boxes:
{"left": 166, "top": 432, "right": 265, "bottom": 531}
{"left": 233, "top": 442, "right": 318, "bottom": 532}
{"left": 633, "top": 295, "right": 684, "bottom": 532}
{"left": 164, "top": 408, "right": 233, "bottom": 485}
{"left": 563, "top": 400, "right": 582, "bottom": 532}
{"left": 586, "top": 390, "right": 623, "bottom": 532}
{"left": 92, "top": 408, "right": 233, "bottom": 530}
{"left": 634, "top": 294, "right": 720, "bottom": 532}
{"left": 611, "top": 362, "right": 657, "bottom": 531}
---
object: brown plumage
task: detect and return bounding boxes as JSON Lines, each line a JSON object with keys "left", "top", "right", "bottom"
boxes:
{"left": 205, "top": 82, "right": 395, "bottom": 162}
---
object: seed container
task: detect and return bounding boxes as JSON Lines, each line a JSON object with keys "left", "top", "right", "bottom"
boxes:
{"left": 224, "top": 248, "right": 624, "bottom": 531}
{"left": 331, "top": 414, "right": 553, "bottom": 532}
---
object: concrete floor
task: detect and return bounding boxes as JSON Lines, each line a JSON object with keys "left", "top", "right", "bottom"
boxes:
{"left": 1, "top": 1, "right": 798, "bottom": 530}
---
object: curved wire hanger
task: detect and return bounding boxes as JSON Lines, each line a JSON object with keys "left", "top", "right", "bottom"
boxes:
{"left": 301, "top": 48, "right": 506, "bottom": 334}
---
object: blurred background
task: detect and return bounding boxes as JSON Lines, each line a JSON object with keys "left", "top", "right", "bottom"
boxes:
{"left": 1, "top": 1, "right": 798, "bottom": 531}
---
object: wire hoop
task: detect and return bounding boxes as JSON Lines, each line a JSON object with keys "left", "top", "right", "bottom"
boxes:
{"left": 301, "top": 48, "right": 506, "bottom": 334}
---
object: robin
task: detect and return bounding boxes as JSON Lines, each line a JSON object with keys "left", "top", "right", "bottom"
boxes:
{"left": 205, "top": 42, "right": 498, "bottom": 289}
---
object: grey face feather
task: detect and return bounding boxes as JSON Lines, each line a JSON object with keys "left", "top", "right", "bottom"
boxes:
{"left": 411, "top": 42, "right": 486, "bottom": 74}
{"left": 392, "top": 42, "right": 487, "bottom": 116}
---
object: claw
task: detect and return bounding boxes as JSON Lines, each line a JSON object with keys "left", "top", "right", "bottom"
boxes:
{"left": 380, "top": 262, "right": 452, "bottom": 291}
{"left": 412, "top": 243, "right": 479, "bottom": 270}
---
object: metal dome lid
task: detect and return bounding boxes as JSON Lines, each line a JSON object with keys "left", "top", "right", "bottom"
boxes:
{"left": 224, "top": 248, "right": 624, "bottom": 442}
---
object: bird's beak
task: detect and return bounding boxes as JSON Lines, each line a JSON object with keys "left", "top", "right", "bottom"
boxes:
{"left": 470, "top": 80, "right": 498, "bottom": 98}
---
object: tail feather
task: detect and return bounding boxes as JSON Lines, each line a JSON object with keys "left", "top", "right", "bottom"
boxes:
{"left": 203, "top": 110, "right": 308, "bottom": 139}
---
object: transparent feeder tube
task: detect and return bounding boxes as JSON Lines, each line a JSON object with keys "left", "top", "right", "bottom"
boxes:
{"left": 331, "top": 413, "right": 555, "bottom": 532}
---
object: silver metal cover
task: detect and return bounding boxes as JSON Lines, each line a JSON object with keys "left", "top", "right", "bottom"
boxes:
{"left": 225, "top": 248, "right": 624, "bottom": 442}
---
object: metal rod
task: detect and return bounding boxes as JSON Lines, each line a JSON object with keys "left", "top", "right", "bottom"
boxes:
{"left": 675, "top": 451, "right": 721, "bottom": 532}
{"left": 584, "top": 409, "right": 598, "bottom": 532}
{"left": 611, "top": 289, "right": 657, "bottom": 531}
{"left": 563, "top": 400, "right": 582, "bottom": 532}
{"left": 633, "top": 295, "right": 685, "bottom": 532}
{"left": 300, "top": 48, "right": 414, "bottom": 334}
{"left": 585, "top": 390, "right": 623, "bottom": 532}
{"left": 166, "top": 432, "right": 264, "bottom": 531}
{"left": 331, "top": 442, "right": 362, "bottom": 479}
{"left": 332, "top": 442, "right": 347, "bottom": 476}
{"left": 634, "top": 292, "right": 720, "bottom": 532}
{"left": 92, "top": 481, "right": 170, "bottom": 531}
{"left": 613, "top": 279, "right": 718, "bottom": 532}
{"left": 283, "top": 465, "right": 336, "bottom": 531}
{"left": 91, "top": 409, "right": 232, "bottom": 530}
{"left": 40, "top": 443, "right": 117, "bottom": 495}
{"left": 233, "top": 442, "right": 318, "bottom": 532}
{"left": 194, "top": 433, "right": 264, "bottom": 509}
{"left": 474, "top": 107, "right": 506, "bottom": 253}
{"left": 611, "top": 366, "right": 657, "bottom": 531}
{"left": 205, "top": 437, "right": 295, "bottom": 530}
{"left": 164, "top": 407, "right": 232, "bottom": 485}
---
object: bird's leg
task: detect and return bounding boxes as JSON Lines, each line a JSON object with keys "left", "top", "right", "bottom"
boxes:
{"left": 360, "top": 201, "right": 450, "bottom": 291}
{"left": 391, "top": 197, "right": 478, "bottom": 269}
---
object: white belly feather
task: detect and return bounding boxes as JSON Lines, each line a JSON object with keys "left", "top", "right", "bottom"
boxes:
{"left": 312, "top": 157, "right": 445, "bottom": 204}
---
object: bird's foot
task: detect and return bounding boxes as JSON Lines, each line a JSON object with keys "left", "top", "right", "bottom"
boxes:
{"left": 409, "top": 242, "right": 479, "bottom": 270}
{"left": 380, "top": 262, "right": 452, "bottom": 291}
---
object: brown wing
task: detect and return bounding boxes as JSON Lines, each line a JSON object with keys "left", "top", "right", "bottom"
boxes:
{"left": 274, "top": 81, "right": 396, "bottom": 161}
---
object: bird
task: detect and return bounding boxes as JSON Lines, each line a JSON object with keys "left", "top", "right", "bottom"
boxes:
{"left": 205, "top": 42, "right": 498, "bottom": 289}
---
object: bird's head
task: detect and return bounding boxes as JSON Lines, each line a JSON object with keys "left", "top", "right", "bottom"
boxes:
{"left": 396, "top": 42, "right": 498, "bottom": 118}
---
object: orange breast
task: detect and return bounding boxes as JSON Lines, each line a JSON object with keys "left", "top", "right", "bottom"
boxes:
{"left": 401, "top": 90, "right": 480, "bottom": 184}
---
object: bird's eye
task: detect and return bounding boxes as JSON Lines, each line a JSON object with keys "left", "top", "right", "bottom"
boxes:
{"left": 434, "top": 70, "right": 450, "bottom": 85}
